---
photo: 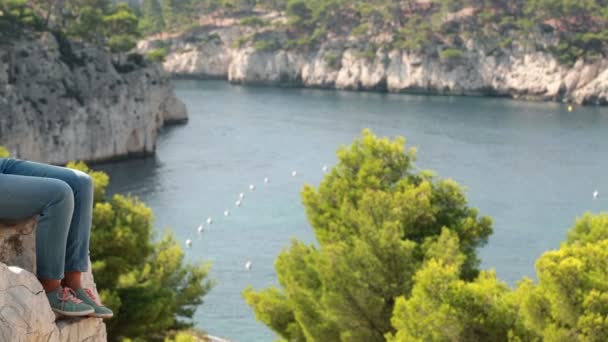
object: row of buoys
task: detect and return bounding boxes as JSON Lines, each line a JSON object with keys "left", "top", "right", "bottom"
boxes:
{"left": 185, "top": 165, "right": 330, "bottom": 271}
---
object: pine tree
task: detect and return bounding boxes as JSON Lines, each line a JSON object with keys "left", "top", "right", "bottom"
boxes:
{"left": 244, "top": 130, "right": 492, "bottom": 341}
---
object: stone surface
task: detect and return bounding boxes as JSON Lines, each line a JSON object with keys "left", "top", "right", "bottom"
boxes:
{"left": 0, "top": 217, "right": 37, "bottom": 274}
{"left": 139, "top": 19, "right": 608, "bottom": 105}
{"left": 0, "top": 31, "right": 189, "bottom": 165}
{"left": 0, "top": 218, "right": 107, "bottom": 342}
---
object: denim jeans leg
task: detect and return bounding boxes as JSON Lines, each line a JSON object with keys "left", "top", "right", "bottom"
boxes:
{"left": 1, "top": 158, "right": 93, "bottom": 276}
{"left": 0, "top": 172, "right": 74, "bottom": 279}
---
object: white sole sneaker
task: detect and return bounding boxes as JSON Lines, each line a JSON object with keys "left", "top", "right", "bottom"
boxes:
{"left": 52, "top": 308, "right": 94, "bottom": 317}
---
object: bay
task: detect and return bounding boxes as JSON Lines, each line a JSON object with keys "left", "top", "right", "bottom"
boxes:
{"left": 97, "top": 80, "right": 608, "bottom": 341}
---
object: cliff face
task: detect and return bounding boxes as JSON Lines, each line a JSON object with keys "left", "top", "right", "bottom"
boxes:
{"left": 0, "top": 217, "right": 107, "bottom": 342}
{"left": 139, "top": 22, "right": 608, "bottom": 105}
{"left": 0, "top": 32, "right": 188, "bottom": 165}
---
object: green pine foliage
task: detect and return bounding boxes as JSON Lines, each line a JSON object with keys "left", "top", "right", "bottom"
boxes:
{"left": 3, "top": 0, "right": 141, "bottom": 56}
{"left": 244, "top": 130, "right": 493, "bottom": 341}
{"left": 514, "top": 213, "right": 608, "bottom": 341}
{"left": 146, "top": 47, "right": 168, "bottom": 62}
{"left": 0, "top": 0, "right": 44, "bottom": 39}
{"left": 103, "top": 3, "right": 140, "bottom": 54}
{"left": 130, "top": 0, "right": 608, "bottom": 64}
{"left": 139, "top": 0, "right": 165, "bottom": 36}
{"left": 243, "top": 131, "right": 608, "bottom": 342}
{"left": 67, "top": 161, "right": 214, "bottom": 341}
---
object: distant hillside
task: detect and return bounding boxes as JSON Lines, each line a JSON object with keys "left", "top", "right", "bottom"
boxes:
{"left": 137, "top": 1, "right": 608, "bottom": 105}
{"left": 136, "top": 0, "right": 608, "bottom": 67}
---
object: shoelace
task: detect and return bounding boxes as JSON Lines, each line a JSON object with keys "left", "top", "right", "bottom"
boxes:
{"left": 84, "top": 288, "right": 101, "bottom": 305}
{"left": 57, "top": 287, "right": 83, "bottom": 304}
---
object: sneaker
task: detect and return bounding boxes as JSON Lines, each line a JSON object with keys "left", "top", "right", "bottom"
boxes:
{"left": 46, "top": 287, "right": 94, "bottom": 317}
{"left": 74, "top": 287, "right": 114, "bottom": 319}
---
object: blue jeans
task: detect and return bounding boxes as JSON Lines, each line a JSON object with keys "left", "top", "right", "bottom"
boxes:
{"left": 0, "top": 158, "right": 93, "bottom": 280}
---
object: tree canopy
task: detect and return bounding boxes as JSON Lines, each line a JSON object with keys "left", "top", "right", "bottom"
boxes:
{"left": 242, "top": 131, "right": 608, "bottom": 342}
{"left": 244, "top": 130, "right": 493, "bottom": 341}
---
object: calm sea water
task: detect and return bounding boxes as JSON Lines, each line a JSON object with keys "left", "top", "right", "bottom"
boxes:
{"left": 97, "top": 80, "right": 608, "bottom": 341}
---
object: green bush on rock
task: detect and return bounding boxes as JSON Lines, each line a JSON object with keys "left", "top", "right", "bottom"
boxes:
{"left": 146, "top": 47, "right": 168, "bottom": 62}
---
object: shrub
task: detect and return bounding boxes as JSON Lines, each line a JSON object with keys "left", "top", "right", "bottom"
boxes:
{"left": 351, "top": 23, "right": 369, "bottom": 36}
{"left": 439, "top": 47, "right": 465, "bottom": 62}
{"left": 240, "top": 16, "right": 268, "bottom": 27}
{"left": 253, "top": 39, "right": 281, "bottom": 51}
{"left": 146, "top": 48, "right": 168, "bottom": 62}
{"left": 324, "top": 51, "right": 341, "bottom": 69}
{"left": 67, "top": 162, "right": 214, "bottom": 341}
{"left": 232, "top": 35, "right": 250, "bottom": 48}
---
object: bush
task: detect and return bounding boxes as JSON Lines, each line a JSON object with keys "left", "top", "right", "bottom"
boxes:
{"left": 439, "top": 47, "right": 465, "bottom": 62}
{"left": 253, "top": 39, "right": 281, "bottom": 51}
{"left": 355, "top": 44, "right": 377, "bottom": 61}
{"left": 324, "top": 51, "right": 341, "bottom": 69}
{"left": 500, "top": 37, "right": 513, "bottom": 49}
{"left": 146, "top": 48, "right": 168, "bottom": 62}
{"left": 240, "top": 16, "right": 268, "bottom": 27}
{"left": 232, "top": 35, "right": 250, "bottom": 48}
{"left": 67, "top": 162, "right": 214, "bottom": 341}
{"left": 351, "top": 23, "right": 369, "bottom": 36}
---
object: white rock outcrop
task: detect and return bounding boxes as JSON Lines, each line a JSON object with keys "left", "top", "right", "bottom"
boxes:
{"left": 0, "top": 218, "right": 107, "bottom": 342}
{"left": 139, "top": 25, "right": 608, "bottom": 105}
{"left": 0, "top": 32, "right": 188, "bottom": 165}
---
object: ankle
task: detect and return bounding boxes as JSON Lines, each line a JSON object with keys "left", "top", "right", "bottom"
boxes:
{"left": 39, "top": 278, "right": 62, "bottom": 293}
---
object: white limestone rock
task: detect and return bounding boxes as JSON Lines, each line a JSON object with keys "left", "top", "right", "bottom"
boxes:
{"left": 0, "top": 218, "right": 107, "bottom": 342}
{"left": 138, "top": 21, "right": 608, "bottom": 105}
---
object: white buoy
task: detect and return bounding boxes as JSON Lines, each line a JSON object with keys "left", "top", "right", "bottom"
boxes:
{"left": 236, "top": 200, "right": 242, "bottom": 207}
{"left": 198, "top": 225, "right": 204, "bottom": 233}
{"left": 264, "top": 177, "right": 269, "bottom": 184}
{"left": 185, "top": 239, "right": 192, "bottom": 248}
{"left": 593, "top": 190, "right": 599, "bottom": 199}
{"left": 239, "top": 192, "right": 245, "bottom": 200}
{"left": 249, "top": 184, "right": 255, "bottom": 191}
{"left": 292, "top": 170, "right": 297, "bottom": 177}
{"left": 322, "top": 165, "right": 328, "bottom": 173}
{"left": 245, "top": 260, "right": 252, "bottom": 271}
{"left": 206, "top": 217, "right": 213, "bottom": 225}
{"left": 224, "top": 209, "right": 230, "bottom": 216}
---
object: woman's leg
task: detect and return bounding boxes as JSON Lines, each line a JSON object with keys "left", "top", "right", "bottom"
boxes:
{"left": 2, "top": 159, "right": 113, "bottom": 318}
{"left": 1, "top": 159, "right": 93, "bottom": 284}
{"left": 0, "top": 173, "right": 74, "bottom": 288}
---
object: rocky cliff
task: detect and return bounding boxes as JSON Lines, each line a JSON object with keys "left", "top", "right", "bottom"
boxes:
{"left": 0, "top": 31, "right": 188, "bottom": 165}
{"left": 138, "top": 16, "right": 608, "bottom": 105}
{"left": 0, "top": 217, "right": 107, "bottom": 342}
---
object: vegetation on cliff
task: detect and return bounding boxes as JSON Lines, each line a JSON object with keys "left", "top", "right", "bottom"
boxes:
{"left": 0, "top": 0, "right": 139, "bottom": 55}
{"left": 243, "top": 131, "right": 608, "bottom": 342}
{"left": 133, "top": 0, "right": 608, "bottom": 66}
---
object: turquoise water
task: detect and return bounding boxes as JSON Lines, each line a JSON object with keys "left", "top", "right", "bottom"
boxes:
{"left": 97, "top": 80, "right": 608, "bottom": 341}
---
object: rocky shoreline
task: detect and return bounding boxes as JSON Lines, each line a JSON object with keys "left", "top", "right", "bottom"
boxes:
{"left": 138, "top": 18, "right": 608, "bottom": 106}
{"left": 0, "top": 32, "right": 189, "bottom": 165}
